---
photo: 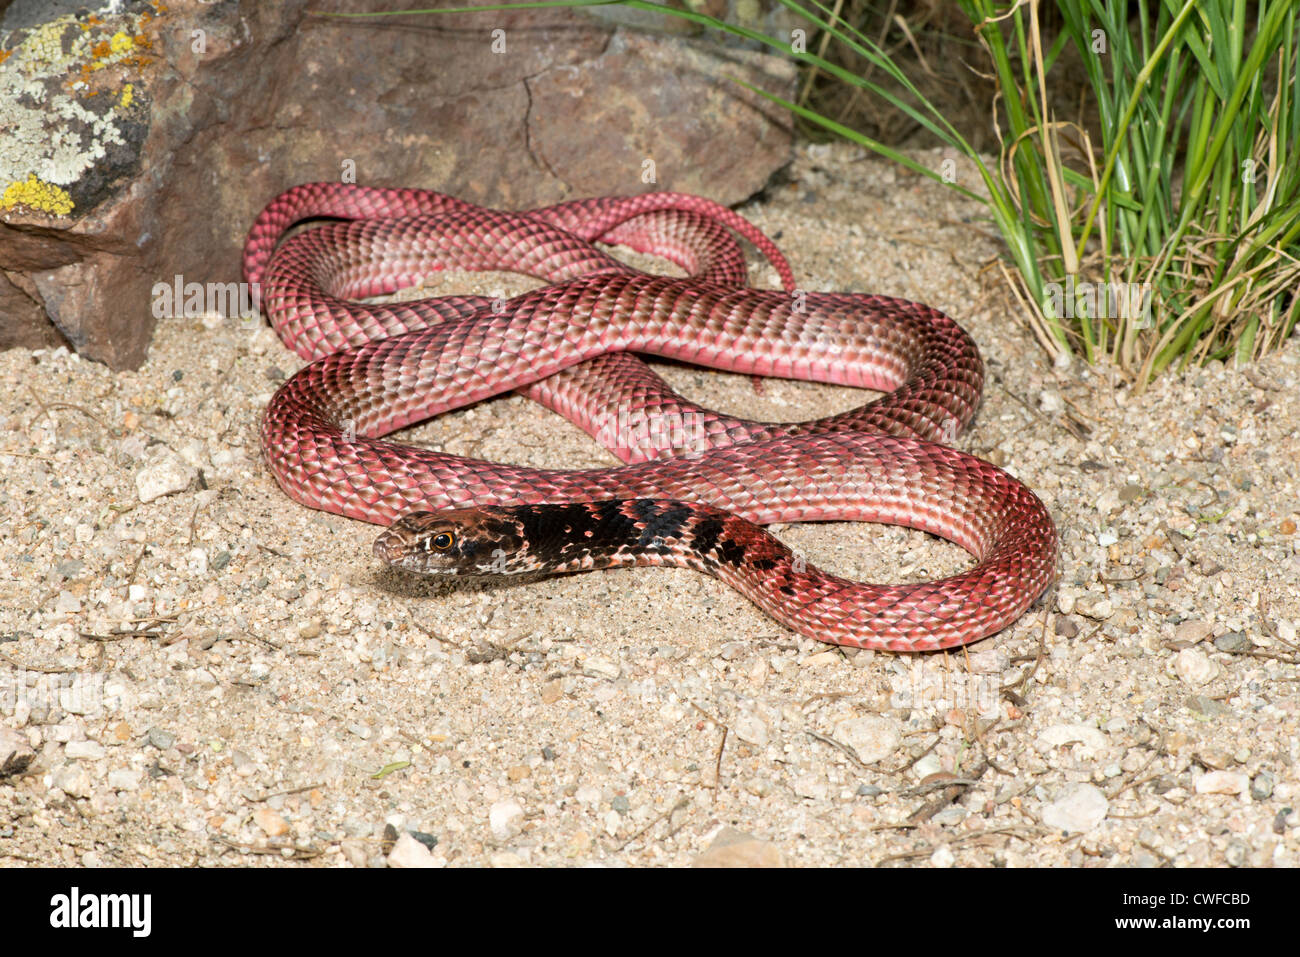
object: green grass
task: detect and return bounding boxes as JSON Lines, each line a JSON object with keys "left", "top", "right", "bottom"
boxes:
{"left": 323, "top": 1, "right": 1300, "bottom": 387}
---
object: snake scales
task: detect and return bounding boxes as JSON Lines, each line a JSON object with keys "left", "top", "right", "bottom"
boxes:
{"left": 246, "top": 183, "right": 1056, "bottom": 652}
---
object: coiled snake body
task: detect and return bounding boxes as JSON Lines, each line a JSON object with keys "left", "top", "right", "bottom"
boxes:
{"left": 247, "top": 183, "right": 1056, "bottom": 652}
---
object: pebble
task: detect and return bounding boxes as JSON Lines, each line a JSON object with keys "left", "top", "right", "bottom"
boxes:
{"left": 733, "top": 710, "right": 769, "bottom": 747}
{"left": 929, "top": 844, "right": 956, "bottom": 867}
{"left": 65, "top": 740, "right": 106, "bottom": 760}
{"left": 1185, "top": 695, "right": 1231, "bottom": 718}
{"left": 718, "top": 641, "right": 747, "bottom": 660}
{"left": 1173, "top": 619, "right": 1213, "bottom": 644}
{"left": 1174, "top": 648, "right": 1219, "bottom": 686}
{"left": 1054, "top": 617, "right": 1080, "bottom": 638}
{"left": 49, "top": 764, "right": 93, "bottom": 798}
{"left": 135, "top": 448, "right": 197, "bottom": 503}
{"left": 834, "top": 716, "right": 901, "bottom": 764}
{"left": 801, "top": 651, "right": 839, "bottom": 668}
{"left": 692, "top": 827, "right": 785, "bottom": 867}
{"left": 1250, "top": 771, "right": 1275, "bottom": 801}
{"left": 793, "top": 773, "right": 829, "bottom": 801}
{"left": 107, "top": 768, "right": 142, "bottom": 791}
{"left": 1041, "top": 783, "right": 1108, "bottom": 833}
{"left": 146, "top": 727, "right": 176, "bottom": 750}
{"left": 253, "top": 807, "right": 290, "bottom": 838}
{"left": 1194, "top": 771, "right": 1249, "bottom": 796}
{"left": 1118, "top": 483, "right": 1145, "bottom": 503}
{"left": 1074, "top": 594, "right": 1114, "bottom": 620}
{"left": 1036, "top": 724, "right": 1109, "bottom": 753}
{"left": 581, "top": 656, "right": 620, "bottom": 680}
{"left": 489, "top": 799, "right": 525, "bottom": 838}
{"left": 388, "top": 833, "right": 440, "bottom": 868}
{"left": 1213, "top": 631, "right": 1251, "bottom": 653}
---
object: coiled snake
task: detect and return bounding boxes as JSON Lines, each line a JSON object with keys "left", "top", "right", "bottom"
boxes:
{"left": 245, "top": 183, "right": 1056, "bottom": 652}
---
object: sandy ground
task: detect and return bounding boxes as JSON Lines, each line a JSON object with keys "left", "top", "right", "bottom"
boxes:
{"left": 1, "top": 143, "right": 1297, "bottom": 868}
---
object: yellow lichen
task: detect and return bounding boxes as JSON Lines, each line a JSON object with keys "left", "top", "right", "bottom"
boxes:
{"left": 109, "top": 31, "right": 135, "bottom": 55}
{"left": 1, "top": 175, "right": 75, "bottom": 216}
{"left": 119, "top": 83, "right": 134, "bottom": 108}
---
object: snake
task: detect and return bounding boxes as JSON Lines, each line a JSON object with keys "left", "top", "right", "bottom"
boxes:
{"left": 246, "top": 182, "right": 1057, "bottom": 652}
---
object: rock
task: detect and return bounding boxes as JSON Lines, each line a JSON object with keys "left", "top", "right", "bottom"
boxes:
{"left": 49, "top": 764, "right": 93, "bottom": 799}
{"left": 1173, "top": 619, "right": 1213, "bottom": 644}
{"left": 1036, "top": 724, "right": 1109, "bottom": 753}
{"left": 135, "top": 448, "right": 196, "bottom": 503}
{"left": 1074, "top": 594, "right": 1114, "bottom": 620}
{"left": 1041, "top": 783, "right": 1108, "bottom": 834}
{"left": 253, "top": 807, "right": 290, "bottom": 838}
{"left": 145, "top": 727, "right": 176, "bottom": 750}
{"left": 733, "top": 710, "right": 769, "bottom": 747}
{"left": 930, "top": 844, "right": 956, "bottom": 867}
{"left": 1, "top": 2, "right": 794, "bottom": 370}
{"left": 834, "top": 716, "right": 901, "bottom": 764}
{"left": 0, "top": 727, "right": 36, "bottom": 778}
{"left": 107, "top": 768, "right": 142, "bottom": 791}
{"left": 1055, "top": 617, "right": 1080, "bottom": 638}
{"left": 1174, "top": 648, "right": 1219, "bottom": 686}
{"left": 793, "top": 774, "right": 828, "bottom": 801}
{"left": 1213, "top": 632, "right": 1251, "bottom": 654}
{"left": 692, "top": 827, "right": 785, "bottom": 867}
{"left": 801, "top": 651, "right": 839, "bottom": 668}
{"left": 64, "top": 740, "right": 106, "bottom": 760}
{"left": 1250, "top": 771, "right": 1275, "bottom": 801}
{"left": 387, "top": 833, "right": 439, "bottom": 868}
{"left": 489, "top": 799, "right": 525, "bottom": 838}
{"left": 581, "top": 656, "right": 620, "bottom": 680}
{"left": 340, "top": 839, "right": 368, "bottom": 868}
{"left": 1194, "top": 771, "right": 1249, "bottom": 796}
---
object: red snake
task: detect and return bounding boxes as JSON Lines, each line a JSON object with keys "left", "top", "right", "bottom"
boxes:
{"left": 245, "top": 183, "right": 1057, "bottom": 652}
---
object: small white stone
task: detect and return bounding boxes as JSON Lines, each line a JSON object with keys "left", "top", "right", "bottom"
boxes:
{"left": 1037, "top": 724, "right": 1109, "bottom": 753}
{"left": 186, "top": 548, "right": 209, "bottom": 576}
{"left": 135, "top": 448, "right": 196, "bottom": 504}
{"left": 49, "top": 764, "right": 93, "bottom": 798}
{"left": 54, "top": 591, "right": 81, "bottom": 614}
{"left": 1173, "top": 620, "right": 1213, "bottom": 643}
{"left": 74, "top": 523, "right": 94, "bottom": 543}
{"left": 1096, "top": 528, "right": 1119, "bottom": 547}
{"left": 581, "top": 656, "right": 620, "bottom": 680}
{"left": 835, "top": 716, "right": 901, "bottom": 764}
{"left": 793, "top": 774, "right": 828, "bottom": 801}
{"left": 575, "top": 785, "right": 601, "bottom": 806}
{"left": 65, "top": 740, "right": 106, "bottom": 760}
{"left": 1195, "top": 771, "right": 1249, "bottom": 796}
{"left": 1075, "top": 594, "right": 1114, "bottom": 620}
{"left": 930, "top": 844, "right": 956, "bottom": 868}
{"left": 1041, "top": 783, "right": 1108, "bottom": 833}
{"left": 1174, "top": 648, "right": 1219, "bottom": 686}
{"left": 387, "top": 833, "right": 439, "bottom": 868}
{"left": 489, "top": 799, "right": 525, "bottom": 838}
{"left": 733, "top": 710, "right": 768, "bottom": 747}
{"left": 107, "top": 768, "right": 142, "bottom": 791}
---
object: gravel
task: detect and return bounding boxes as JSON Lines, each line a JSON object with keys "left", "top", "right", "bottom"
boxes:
{"left": 0, "top": 142, "right": 1296, "bottom": 867}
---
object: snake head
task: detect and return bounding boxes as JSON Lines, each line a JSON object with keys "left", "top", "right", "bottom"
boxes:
{"left": 373, "top": 508, "right": 529, "bottom": 576}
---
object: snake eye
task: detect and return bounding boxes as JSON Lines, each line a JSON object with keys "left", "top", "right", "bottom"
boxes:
{"left": 431, "top": 532, "right": 455, "bottom": 551}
